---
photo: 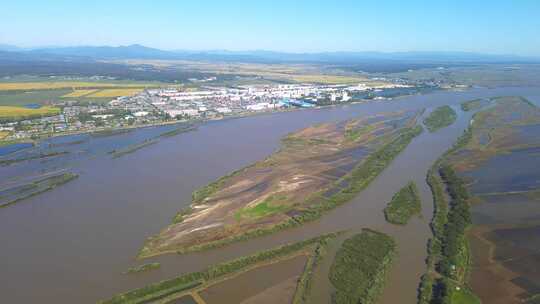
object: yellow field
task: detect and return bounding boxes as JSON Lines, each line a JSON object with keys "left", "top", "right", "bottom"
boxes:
{"left": 289, "top": 74, "right": 367, "bottom": 84}
{"left": 0, "top": 82, "right": 156, "bottom": 91}
{"left": 0, "top": 131, "right": 9, "bottom": 139}
{"left": 0, "top": 106, "right": 60, "bottom": 119}
{"left": 85, "top": 89, "right": 143, "bottom": 98}
{"left": 62, "top": 89, "right": 98, "bottom": 98}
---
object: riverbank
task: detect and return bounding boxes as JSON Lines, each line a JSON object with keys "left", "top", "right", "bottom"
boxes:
{"left": 419, "top": 96, "right": 540, "bottom": 303}
{"left": 101, "top": 234, "right": 338, "bottom": 304}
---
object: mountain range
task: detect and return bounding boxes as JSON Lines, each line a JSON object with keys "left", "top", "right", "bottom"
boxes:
{"left": 1, "top": 44, "right": 538, "bottom": 64}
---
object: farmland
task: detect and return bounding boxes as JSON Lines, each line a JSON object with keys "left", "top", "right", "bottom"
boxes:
{"left": 113, "top": 59, "right": 391, "bottom": 86}
{"left": 0, "top": 105, "right": 60, "bottom": 120}
{"left": 0, "top": 79, "right": 163, "bottom": 106}
{"left": 61, "top": 89, "right": 98, "bottom": 97}
{"left": 85, "top": 88, "right": 143, "bottom": 97}
{"left": 0, "top": 81, "right": 155, "bottom": 91}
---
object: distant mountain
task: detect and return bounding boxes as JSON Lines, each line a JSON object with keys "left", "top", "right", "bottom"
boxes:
{"left": 0, "top": 44, "right": 538, "bottom": 76}
{"left": 29, "top": 44, "right": 176, "bottom": 60}
{"left": 0, "top": 44, "right": 24, "bottom": 52}
{"left": 1, "top": 44, "right": 536, "bottom": 64}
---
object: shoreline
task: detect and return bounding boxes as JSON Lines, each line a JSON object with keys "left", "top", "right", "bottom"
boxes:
{"left": 0, "top": 86, "right": 443, "bottom": 150}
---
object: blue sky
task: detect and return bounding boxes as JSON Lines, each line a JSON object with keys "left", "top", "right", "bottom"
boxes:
{"left": 1, "top": 0, "right": 539, "bottom": 55}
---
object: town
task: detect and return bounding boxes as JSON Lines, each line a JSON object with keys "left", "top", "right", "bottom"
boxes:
{"left": 1, "top": 81, "right": 420, "bottom": 141}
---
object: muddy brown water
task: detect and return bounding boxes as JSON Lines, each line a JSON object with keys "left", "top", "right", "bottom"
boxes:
{"left": 1, "top": 87, "right": 540, "bottom": 303}
{"left": 200, "top": 254, "right": 307, "bottom": 304}
{"left": 165, "top": 295, "right": 198, "bottom": 304}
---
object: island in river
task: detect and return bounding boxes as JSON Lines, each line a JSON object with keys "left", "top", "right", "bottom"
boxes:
{"left": 140, "top": 110, "right": 422, "bottom": 257}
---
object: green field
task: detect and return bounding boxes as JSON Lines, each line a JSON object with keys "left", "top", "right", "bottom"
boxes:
{"left": 424, "top": 105, "right": 457, "bottom": 132}
{"left": 383, "top": 181, "right": 421, "bottom": 225}
{"left": 0, "top": 105, "right": 61, "bottom": 121}
{"left": 451, "top": 288, "right": 482, "bottom": 304}
{"left": 235, "top": 195, "right": 289, "bottom": 220}
{"left": 0, "top": 78, "right": 166, "bottom": 106}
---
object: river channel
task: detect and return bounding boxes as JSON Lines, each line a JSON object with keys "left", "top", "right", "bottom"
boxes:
{"left": 1, "top": 87, "right": 540, "bottom": 303}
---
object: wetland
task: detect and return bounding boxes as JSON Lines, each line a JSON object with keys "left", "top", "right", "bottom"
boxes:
{"left": 1, "top": 87, "right": 540, "bottom": 303}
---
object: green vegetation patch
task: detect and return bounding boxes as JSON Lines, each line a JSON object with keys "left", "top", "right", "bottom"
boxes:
{"left": 0, "top": 151, "right": 68, "bottom": 166}
{"left": 282, "top": 136, "right": 333, "bottom": 147}
{"left": 451, "top": 288, "right": 482, "bottom": 304}
{"left": 424, "top": 105, "right": 457, "bottom": 132}
{"left": 461, "top": 99, "right": 485, "bottom": 112}
{"left": 109, "top": 139, "right": 158, "bottom": 158}
{"left": 235, "top": 195, "right": 289, "bottom": 220}
{"left": 383, "top": 181, "right": 421, "bottom": 225}
{"left": 158, "top": 125, "right": 197, "bottom": 138}
{"left": 125, "top": 262, "right": 161, "bottom": 274}
{"left": 0, "top": 89, "right": 71, "bottom": 106}
{"left": 345, "top": 124, "right": 375, "bottom": 142}
{"left": 292, "top": 242, "right": 326, "bottom": 304}
{"left": 418, "top": 125, "right": 481, "bottom": 304}
{"left": 102, "top": 234, "right": 336, "bottom": 304}
{"left": 293, "top": 125, "right": 424, "bottom": 224}
{"left": 329, "top": 229, "right": 396, "bottom": 304}
{"left": 0, "top": 172, "right": 78, "bottom": 208}
{"left": 0, "top": 105, "right": 61, "bottom": 122}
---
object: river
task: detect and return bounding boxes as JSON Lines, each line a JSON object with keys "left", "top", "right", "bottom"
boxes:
{"left": 1, "top": 87, "right": 540, "bottom": 303}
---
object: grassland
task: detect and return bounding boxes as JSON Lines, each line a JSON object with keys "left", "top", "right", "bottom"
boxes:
{"left": 383, "top": 181, "right": 421, "bottom": 225}
{"left": 288, "top": 74, "right": 368, "bottom": 84}
{"left": 423, "top": 105, "right": 457, "bottom": 132}
{"left": 61, "top": 89, "right": 98, "bottom": 98}
{"left": 235, "top": 195, "right": 289, "bottom": 220}
{"left": 0, "top": 81, "right": 154, "bottom": 91}
{"left": 115, "top": 59, "right": 392, "bottom": 86}
{"left": 385, "top": 64, "right": 540, "bottom": 88}
{"left": 0, "top": 89, "right": 73, "bottom": 106}
{"left": 451, "top": 288, "right": 482, "bottom": 304}
{"left": 100, "top": 234, "right": 336, "bottom": 304}
{"left": 329, "top": 229, "right": 396, "bottom": 304}
{"left": 85, "top": 88, "right": 144, "bottom": 97}
{"left": 139, "top": 111, "right": 422, "bottom": 258}
{"left": 0, "top": 105, "right": 60, "bottom": 121}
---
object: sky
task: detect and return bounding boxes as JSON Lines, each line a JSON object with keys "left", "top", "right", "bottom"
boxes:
{"left": 1, "top": 0, "right": 540, "bottom": 56}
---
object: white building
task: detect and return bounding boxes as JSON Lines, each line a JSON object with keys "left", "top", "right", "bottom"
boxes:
{"left": 133, "top": 111, "right": 149, "bottom": 117}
